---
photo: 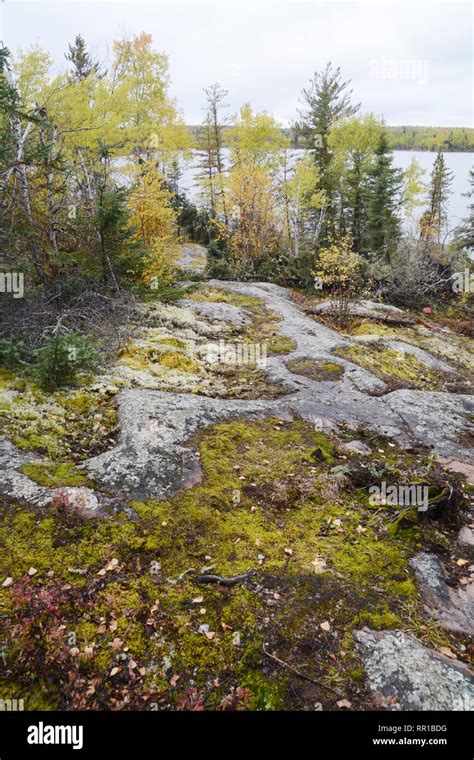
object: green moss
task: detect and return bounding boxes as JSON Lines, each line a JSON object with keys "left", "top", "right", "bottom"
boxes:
{"left": 3, "top": 386, "right": 117, "bottom": 462}
{"left": 357, "top": 608, "right": 402, "bottom": 630}
{"left": 240, "top": 671, "right": 285, "bottom": 710}
{"left": 188, "top": 286, "right": 262, "bottom": 310}
{"left": 267, "top": 335, "right": 297, "bottom": 355}
{"left": 15, "top": 429, "right": 66, "bottom": 460}
{"left": 55, "top": 391, "right": 96, "bottom": 414}
{"left": 157, "top": 351, "right": 199, "bottom": 374}
{"left": 0, "top": 416, "right": 460, "bottom": 710}
{"left": 286, "top": 357, "right": 344, "bottom": 382}
{"left": 156, "top": 337, "right": 188, "bottom": 349}
{"left": 0, "top": 367, "right": 14, "bottom": 386}
{"left": 334, "top": 344, "right": 440, "bottom": 389}
{"left": 351, "top": 322, "right": 397, "bottom": 337}
{"left": 19, "top": 461, "right": 91, "bottom": 487}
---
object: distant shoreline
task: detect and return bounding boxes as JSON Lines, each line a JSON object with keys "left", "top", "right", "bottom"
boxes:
{"left": 188, "top": 124, "right": 474, "bottom": 153}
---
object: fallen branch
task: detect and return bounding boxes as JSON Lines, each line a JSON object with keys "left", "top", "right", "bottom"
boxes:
{"left": 177, "top": 567, "right": 196, "bottom": 581}
{"left": 194, "top": 571, "right": 252, "bottom": 587}
{"left": 262, "top": 642, "right": 341, "bottom": 696}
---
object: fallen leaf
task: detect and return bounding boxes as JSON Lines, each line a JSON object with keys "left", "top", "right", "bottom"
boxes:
{"left": 205, "top": 631, "right": 216, "bottom": 640}
{"left": 337, "top": 699, "right": 352, "bottom": 709}
{"left": 170, "top": 674, "right": 180, "bottom": 687}
{"left": 110, "top": 667, "right": 119, "bottom": 676}
{"left": 456, "top": 558, "right": 469, "bottom": 566}
{"left": 311, "top": 557, "right": 327, "bottom": 574}
{"left": 438, "top": 646, "right": 456, "bottom": 659}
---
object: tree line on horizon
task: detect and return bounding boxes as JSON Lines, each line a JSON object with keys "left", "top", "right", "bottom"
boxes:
{"left": 0, "top": 32, "right": 473, "bottom": 312}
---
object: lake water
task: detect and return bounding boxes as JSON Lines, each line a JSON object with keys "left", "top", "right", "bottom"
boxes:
{"left": 393, "top": 150, "right": 472, "bottom": 229}
{"left": 179, "top": 150, "right": 473, "bottom": 232}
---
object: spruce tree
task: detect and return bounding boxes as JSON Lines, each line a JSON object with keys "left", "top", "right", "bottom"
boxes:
{"left": 65, "top": 34, "right": 101, "bottom": 81}
{"left": 363, "top": 132, "right": 402, "bottom": 259}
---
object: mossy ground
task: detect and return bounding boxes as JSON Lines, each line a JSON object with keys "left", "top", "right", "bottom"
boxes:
{"left": 115, "top": 285, "right": 294, "bottom": 399}
{"left": 0, "top": 418, "right": 465, "bottom": 711}
{"left": 0, "top": 289, "right": 471, "bottom": 711}
{"left": 334, "top": 344, "right": 444, "bottom": 391}
{"left": 285, "top": 357, "right": 344, "bottom": 382}
{"left": 0, "top": 379, "right": 118, "bottom": 462}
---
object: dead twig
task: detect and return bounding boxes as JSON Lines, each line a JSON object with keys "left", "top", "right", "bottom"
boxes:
{"left": 262, "top": 642, "right": 341, "bottom": 696}
{"left": 194, "top": 571, "right": 252, "bottom": 587}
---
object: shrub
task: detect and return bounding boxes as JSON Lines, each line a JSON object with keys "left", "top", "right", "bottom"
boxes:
{"left": 314, "top": 236, "right": 364, "bottom": 325}
{"left": 30, "top": 331, "right": 101, "bottom": 390}
{"left": 366, "top": 239, "right": 460, "bottom": 308}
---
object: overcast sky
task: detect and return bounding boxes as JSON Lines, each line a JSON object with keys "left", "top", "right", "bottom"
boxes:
{"left": 1, "top": 0, "right": 472, "bottom": 127}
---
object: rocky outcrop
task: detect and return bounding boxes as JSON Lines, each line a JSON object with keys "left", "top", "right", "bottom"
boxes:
{"left": 355, "top": 628, "right": 474, "bottom": 711}
{"left": 409, "top": 553, "right": 474, "bottom": 635}
{"left": 84, "top": 280, "right": 473, "bottom": 499}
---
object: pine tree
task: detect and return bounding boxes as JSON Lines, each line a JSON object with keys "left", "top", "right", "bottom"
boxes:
{"left": 65, "top": 34, "right": 101, "bottom": 81}
{"left": 363, "top": 132, "right": 403, "bottom": 258}
{"left": 296, "top": 63, "right": 360, "bottom": 243}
